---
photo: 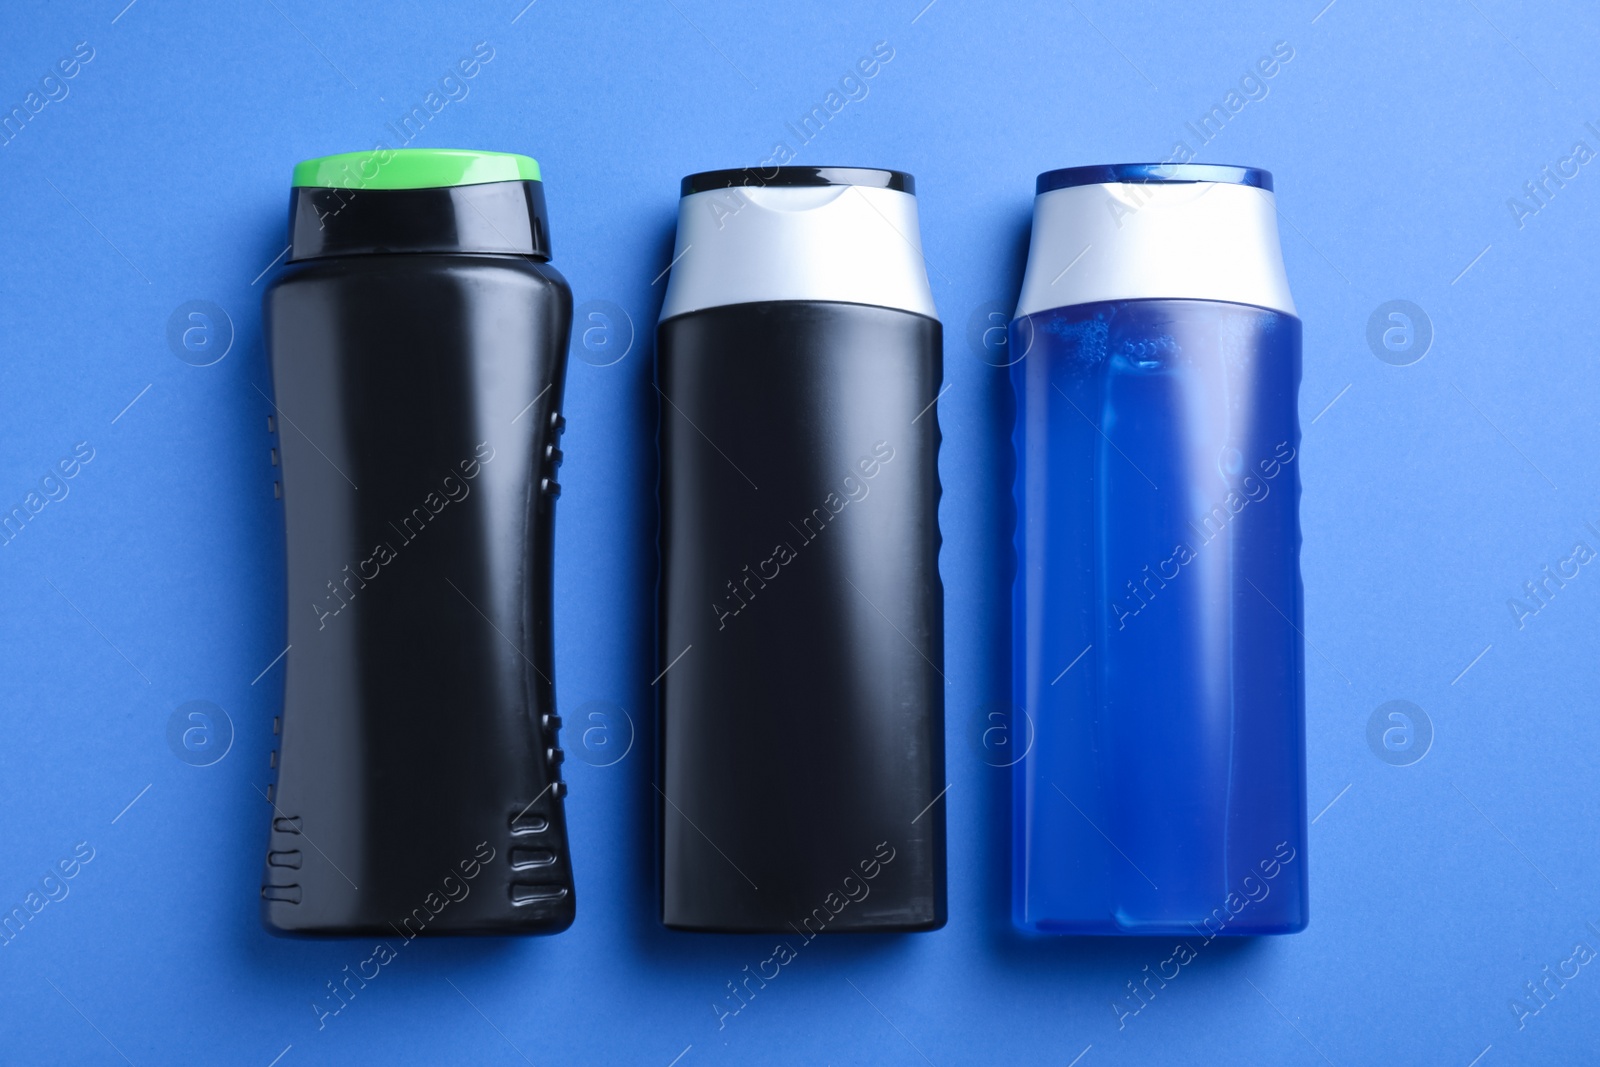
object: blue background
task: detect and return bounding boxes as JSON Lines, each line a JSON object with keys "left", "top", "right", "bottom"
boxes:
{"left": 2, "top": 0, "right": 1597, "bottom": 1063}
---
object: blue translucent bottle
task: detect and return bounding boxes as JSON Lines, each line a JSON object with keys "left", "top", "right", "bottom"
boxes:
{"left": 1010, "top": 164, "right": 1307, "bottom": 935}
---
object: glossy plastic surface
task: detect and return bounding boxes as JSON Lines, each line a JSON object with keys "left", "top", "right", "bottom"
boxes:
{"left": 1010, "top": 298, "right": 1307, "bottom": 935}
{"left": 287, "top": 180, "right": 553, "bottom": 262}
{"left": 291, "top": 148, "right": 542, "bottom": 189}
{"left": 660, "top": 180, "right": 937, "bottom": 320}
{"left": 680, "top": 166, "right": 914, "bottom": 195}
{"left": 261, "top": 253, "right": 574, "bottom": 936}
{"left": 658, "top": 300, "right": 946, "bottom": 933}
{"left": 1036, "top": 163, "right": 1272, "bottom": 193}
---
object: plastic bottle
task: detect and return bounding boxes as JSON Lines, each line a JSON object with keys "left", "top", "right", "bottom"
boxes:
{"left": 261, "top": 149, "right": 575, "bottom": 936}
{"left": 1011, "top": 163, "right": 1307, "bottom": 935}
{"left": 657, "top": 166, "right": 947, "bottom": 932}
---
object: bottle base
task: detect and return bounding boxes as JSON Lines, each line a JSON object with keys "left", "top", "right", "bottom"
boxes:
{"left": 261, "top": 901, "right": 576, "bottom": 939}
{"left": 1013, "top": 913, "right": 1307, "bottom": 937}
{"left": 662, "top": 915, "right": 946, "bottom": 935}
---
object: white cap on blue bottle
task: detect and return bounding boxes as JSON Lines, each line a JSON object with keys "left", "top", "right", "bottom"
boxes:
{"left": 1014, "top": 163, "right": 1296, "bottom": 319}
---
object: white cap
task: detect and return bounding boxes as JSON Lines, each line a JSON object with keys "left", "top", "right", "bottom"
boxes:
{"left": 659, "top": 167, "right": 938, "bottom": 321}
{"left": 1014, "top": 164, "right": 1296, "bottom": 319}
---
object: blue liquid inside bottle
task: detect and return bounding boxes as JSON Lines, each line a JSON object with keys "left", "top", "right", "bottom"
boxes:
{"left": 1010, "top": 298, "right": 1307, "bottom": 935}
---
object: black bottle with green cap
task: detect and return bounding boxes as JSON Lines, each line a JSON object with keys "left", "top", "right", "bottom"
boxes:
{"left": 260, "top": 149, "right": 575, "bottom": 936}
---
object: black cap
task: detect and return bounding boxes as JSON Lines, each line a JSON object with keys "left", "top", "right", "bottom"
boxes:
{"left": 680, "top": 165, "right": 914, "bottom": 198}
{"left": 287, "top": 181, "right": 553, "bottom": 262}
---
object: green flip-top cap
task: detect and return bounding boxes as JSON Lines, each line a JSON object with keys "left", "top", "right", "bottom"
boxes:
{"left": 291, "top": 148, "right": 541, "bottom": 191}
{"left": 285, "top": 148, "right": 552, "bottom": 262}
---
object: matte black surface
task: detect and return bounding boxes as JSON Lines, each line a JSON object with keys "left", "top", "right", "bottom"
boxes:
{"left": 657, "top": 300, "right": 946, "bottom": 933}
{"left": 261, "top": 252, "right": 574, "bottom": 936}
{"left": 679, "top": 166, "right": 914, "bottom": 197}
{"left": 288, "top": 181, "right": 552, "bottom": 262}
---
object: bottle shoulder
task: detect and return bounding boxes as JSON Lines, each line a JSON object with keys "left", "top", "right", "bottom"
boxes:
{"left": 268, "top": 254, "right": 569, "bottom": 291}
